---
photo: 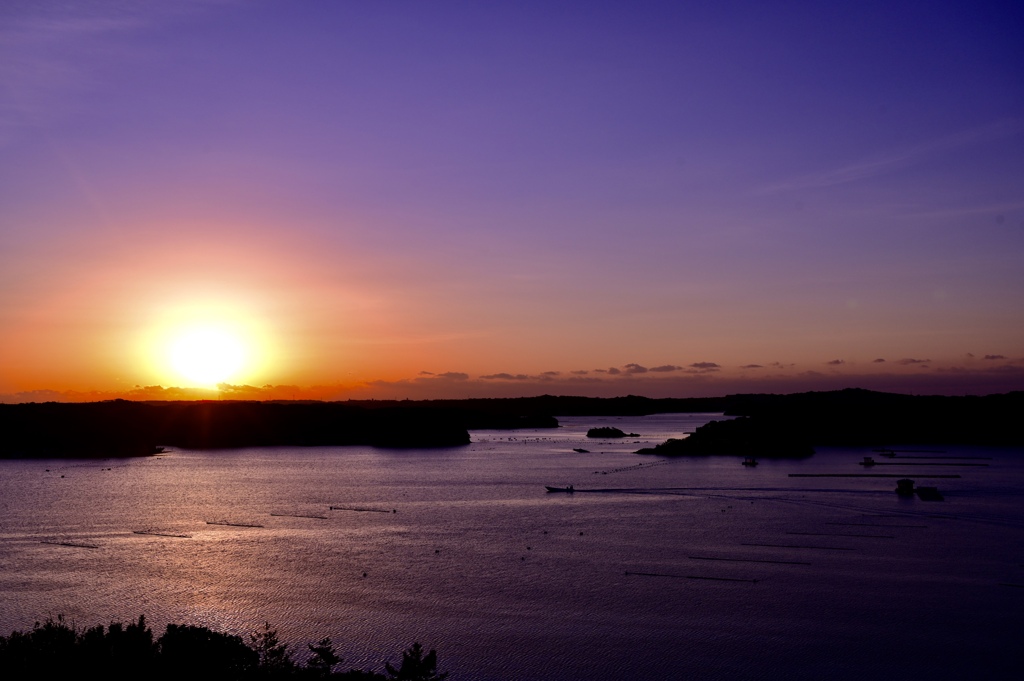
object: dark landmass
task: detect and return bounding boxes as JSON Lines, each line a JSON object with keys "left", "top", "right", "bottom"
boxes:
{"left": 721, "top": 388, "right": 1024, "bottom": 446}
{"left": 0, "top": 401, "right": 473, "bottom": 457}
{"left": 638, "top": 388, "right": 1024, "bottom": 456}
{"left": 586, "top": 427, "right": 638, "bottom": 438}
{"left": 339, "top": 390, "right": 1024, "bottom": 448}
{"left": 0, "top": 615, "right": 445, "bottom": 680}
{"left": 343, "top": 395, "right": 724, "bottom": 418}
{"left": 637, "top": 417, "right": 815, "bottom": 458}
{"left": 2, "top": 389, "right": 1021, "bottom": 458}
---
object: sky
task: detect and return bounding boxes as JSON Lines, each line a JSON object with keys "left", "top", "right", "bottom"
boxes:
{"left": 1, "top": 0, "right": 1023, "bottom": 402}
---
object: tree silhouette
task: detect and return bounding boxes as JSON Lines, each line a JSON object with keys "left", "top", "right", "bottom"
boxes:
{"left": 384, "top": 643, "right": 447, "bottom": 681}
{"left": 250, "top": 622, "right": 294, "bottom": 676}
{"left": 306, "top": 637, "right": 341, "bottom": 676}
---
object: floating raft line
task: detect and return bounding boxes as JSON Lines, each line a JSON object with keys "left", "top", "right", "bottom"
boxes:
{"left": 865, "top": 462, "right": 987, "bottom": 467}
{"left": 133, "top": 530, "right": 191, "bottom": 538}
{"left": 887, "top": 455, "right": 991, "bottom": 460}
{"left": 786, "top": 531, "right": 895, "bottom": 539}
{"left": 998, "top": 583, "right": 1024, "bottom": 589}
{"left": 874, "top": 449, "right": 946, "bottom": 453}
{"left": 206, "top": 521, "right": 264, "bottom": 528}
{"left": 593, "top": 460, "right": 667, "bottom": 475}
{"left": 329, "top": 506, "right": 393, "bottom": 513}
{"left": 270, "top": 513, "right": 328, "bottom": 520}
{"left": 788, "top": 473, "right": 961, "bottom": 478}
{"left": 827, "top": 522, "right": 927, "bottom": 528}
{"left": 41, "top": 540, "right": 100, "bottom": 549}
{"left": 689, "top": 556, "right": 811, "bottom": 566}
{"left": 625, "top": 571, "right": 758, "bottom": 583}
{"left": 741, "top": 542, "right": 855, "bottom": 551}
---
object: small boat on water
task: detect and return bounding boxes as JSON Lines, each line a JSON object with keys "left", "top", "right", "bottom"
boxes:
{"left": 859, "top": 456, "right": 876, "bottom": 466}
{"left": 545, "top": 485, "right": 575, "bottom": 493}
{"left": 741, "top": 457, "right": 758, "bottom": 467}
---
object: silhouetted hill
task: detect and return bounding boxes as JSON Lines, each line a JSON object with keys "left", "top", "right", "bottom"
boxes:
{"left": 342, "top": 395, "right": 725, "bottom": 418}
{"left": 720, "top": 388, "right": 1024, "bottom": 446}
{"left": 638, "top": 389, "right": 1024, "bottom": 456}
{"left": 637, "top": 416, "right": 815, "bottom": 458}
{"left": 0, "top": 401, "right": 472, "bottom": 457}
{"left": 2, "top": 389, "right": 1021, "bottom": 458}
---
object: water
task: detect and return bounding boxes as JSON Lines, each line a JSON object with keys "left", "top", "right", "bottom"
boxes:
{"left": 1, "top": 413, "right": 1021, "bottom": 679}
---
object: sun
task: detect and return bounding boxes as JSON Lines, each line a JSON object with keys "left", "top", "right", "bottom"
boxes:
{"left": 167, "top": 325, "right": 248, "bottom": 386}
{"left": 138, "top": 298, "right": 277, "bottom": 389}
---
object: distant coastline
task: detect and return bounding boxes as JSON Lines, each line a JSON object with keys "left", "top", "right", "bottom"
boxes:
{"left": 638, "top": 388, "right": 1024, "bottom": 456}
{"left": 1, "top": 388, "right": 1021, "bottom": 458}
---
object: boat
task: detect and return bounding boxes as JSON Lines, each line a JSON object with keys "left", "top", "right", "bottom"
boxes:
{"left": 895, "top": 479, "right": 915, "bottom": 497}
{"left": 741, "top": 457, "right": 758, "bottom": 467}
{"left": 545, "top": 485, "right": 575, "bottom": 493}
{"left": 859, "top": 456, "right": 876, "bottom": 466}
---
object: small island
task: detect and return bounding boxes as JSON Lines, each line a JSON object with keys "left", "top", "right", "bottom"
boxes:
{"left": 586, "top": 427, "right": 639, "bottom": 438}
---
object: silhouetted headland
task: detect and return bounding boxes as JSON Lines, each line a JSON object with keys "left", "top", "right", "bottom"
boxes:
{"left": 637, "top": 388, "right": 1024, "bottom": 457}
{"left": 2, "top": 389, "right": 1021, "bottom": 458}
{"left": 636, "top": 416, "right": 815, "bottom": 458}
{"left": 0, "top": 401, "right": 473, "bottom": 457}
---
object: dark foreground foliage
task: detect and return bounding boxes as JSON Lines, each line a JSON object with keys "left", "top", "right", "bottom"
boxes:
{"left": 0, "top": 615, "right": 446, "bottom": 681}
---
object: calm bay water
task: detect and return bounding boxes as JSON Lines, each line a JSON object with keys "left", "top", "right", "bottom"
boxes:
{"left": 1, "top": 413, "right": 1021, "bottom": 679}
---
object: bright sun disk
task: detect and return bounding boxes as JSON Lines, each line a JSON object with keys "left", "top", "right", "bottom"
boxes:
{"left": 168, "top": 325, "right": 247, "bottom": 386}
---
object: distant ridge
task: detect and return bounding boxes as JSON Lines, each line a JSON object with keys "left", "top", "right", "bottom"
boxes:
{"left": 637, "top": 388, "right": 1024, "bottom": 456}
{"left": 1, "top": 389, "right": 1021, "bottom": 458}
{"left": 0, "top": 401, "right": 472, "bottom": 457}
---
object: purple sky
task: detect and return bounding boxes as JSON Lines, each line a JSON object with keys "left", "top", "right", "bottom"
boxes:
{"left": 1, "top": 1, "right": 1022, "bottom": 401}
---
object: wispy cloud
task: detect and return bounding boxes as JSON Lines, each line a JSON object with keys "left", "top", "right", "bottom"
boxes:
{"left": 757, "top": 119, "right": 1023, "bottom": 195}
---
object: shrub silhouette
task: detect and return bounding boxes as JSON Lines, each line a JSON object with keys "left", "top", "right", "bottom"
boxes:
{"left": 159, "top": 623, "right": 258, "bottom": 676}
